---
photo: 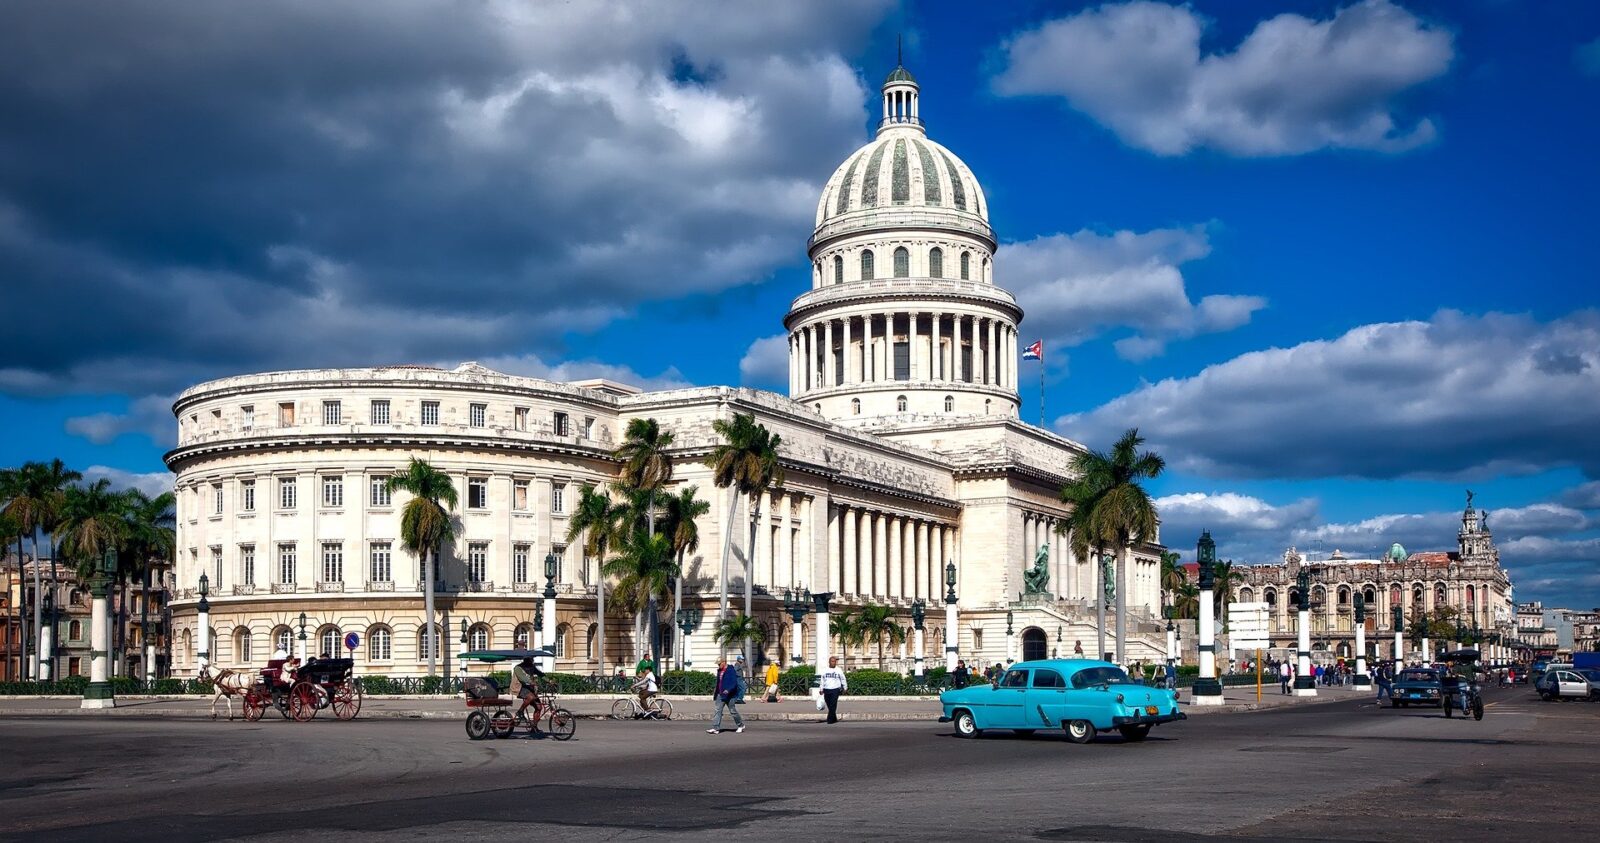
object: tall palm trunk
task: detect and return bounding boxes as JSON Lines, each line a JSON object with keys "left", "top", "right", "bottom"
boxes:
{"left": 30, "top": 529, "right": 42, "bottom": 680}
{"left": 423, "top": 547, "right": 436, "bottom": 678}
{"left": 673, "top": 555, "right": 684, "bottom": 670}
{"left": 744, "top": 495, "right": 758, "bottom": 668}
{"left": 717, "top": 486, "right": 737, "bottom": 627}
{"left": 1095, "top": 545, "right": 1107, "bottom": 661}
{"left": 140, "top": 563, "right": 151, "bottom": 681}
{"left": 1115, "top": 543, "right": 1129, "bottom": 665}
{"left": 647, "top": 491, "right": 657, "bottom": 668}
{"left": 596, "top": 546, "right": 606, "bottom": 682}
{"left": 47, "top": 537, "right": 58, "bottom": 680}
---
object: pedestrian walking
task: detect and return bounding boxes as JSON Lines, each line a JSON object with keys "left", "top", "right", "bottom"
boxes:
{"left": 1164, "top": 660, "right": 1177, "bottom": 691}
{"left": 706, "top": 657, "right": 745, "bottom": 734}
{"left": 819, "top": 655, "right": 848, "bottom": 724}
{"left": 1279, "top": 660, "right": 1291, "bottom": 695}
{"left": 951, "top": 659, "right": 970, "bottom": 689}
{"left": 764, "top": 660, "right": 781, "bottom": 702}
{"left": 1375, "top": 661, "right": 1393, "bottom": 703}
{"left": 733, "top": 654, "right": 749, "bottom": 704}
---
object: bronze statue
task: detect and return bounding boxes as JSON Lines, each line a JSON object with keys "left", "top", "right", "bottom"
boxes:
{"left": 1023, "top": 544, "right": 1050, "bottom": 594}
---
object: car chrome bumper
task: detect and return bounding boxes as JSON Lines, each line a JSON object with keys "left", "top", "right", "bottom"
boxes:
{"left": 1112, "top": 711, "right": 1187, "bottom": 726}
{"left": 937, "top": 715, "right": 952, "bottom": 723}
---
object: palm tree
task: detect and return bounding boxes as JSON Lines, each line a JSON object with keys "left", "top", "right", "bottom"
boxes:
{"left": 566, "top": 484, "right": 626, "bottom": 677}
{"left": 705, "top": 412, "right": 783, "bottom": 664}
{"left": 385, "top": 458, "right": 458, "bottom": 678}
{"left": 1060, "top": 475, "right": 1112, "bottom": 659}
{"left": 3, "top": 459, "right": 81, "bottom": 679}
{"left": 829, "top": 609, "right": 866, "bottom": 670}
{"left": 1078, "top": 429, "right": 1165, "bottom": 666}
{"left": 660, "top": 485, "right": 709, "bottom": 665}
{"left": 855, "top": 604, "right": 906, "bottom": 670}
{"left": 711, "top": 613, "right": 765, "bottom": 660}
{"left": 1210, "top": 560, "right": 1245, "bottom": 621}
{"left": 1169, "top": 580, "right": 1200, "bottom": 620}
{"left": 1159, "top": 550, "right": 1186, "bottom": 613}
{"left": 602, "top": 531, "right": 679, "bottom": 661}
{"left": 119, "top": 489, "right": 175, "bottom": 679}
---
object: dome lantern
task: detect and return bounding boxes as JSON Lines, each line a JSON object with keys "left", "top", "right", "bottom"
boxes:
{"left": 879, "top": 40, "right": 923, "bottom": 136}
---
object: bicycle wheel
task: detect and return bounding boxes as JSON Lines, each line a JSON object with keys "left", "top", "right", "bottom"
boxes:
{"left": 1472, "top": 696, "right": 1484, "bottom": 721}
{"left": 611, "top": 699, "right": 635, "bottom": 720}
{"left": 489, "top": 709, "right": 516, "bottom": 738}
{"left": 547, "top": 707, "right": 576, "bottom": 741}
{"left": 648, "top": 697, "right": 674, "bottom": 720}
{"left": 465, "top": 710, "right": 491, "bottom": 741}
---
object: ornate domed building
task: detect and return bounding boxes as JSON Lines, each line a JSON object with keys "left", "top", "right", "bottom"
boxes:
{"left": 165, "top": 64, "right": 1168, "bottom": 679}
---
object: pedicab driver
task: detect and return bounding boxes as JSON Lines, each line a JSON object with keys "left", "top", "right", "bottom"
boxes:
{"left": 514, "top": 656, "right": 546, "bottom": 718}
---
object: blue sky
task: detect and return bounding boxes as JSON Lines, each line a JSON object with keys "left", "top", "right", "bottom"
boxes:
{"left": 3, "top": 1, "right": 1598, "bottom": 605}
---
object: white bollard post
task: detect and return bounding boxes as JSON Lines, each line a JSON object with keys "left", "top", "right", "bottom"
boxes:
{"left": 82, "top": 576, "right": 115, "bottom": 709}
{"left": 914, "top": 626, "right": 925, "bottom": 679}
{"left": 944, "top": 599, "right": 958, "bottom": 671}
{"left": 1353, "top": 622, "right": 1371, "bottom": 690}
{"left": 791, "top": 617, "right": 804, "bottom": 668}
{"left": 542, "top": 591, "right": 558, "bottom": 674}
{"left": 1192, "top": 532, "right": 1223, "bottom": 705}
{"left": 813, "top": 593, "right": 832, "bottom": 672}
{"left": 1293, "top": 606, "right": 1316, "bottom": 697}
{"left": 39, "top": 624, "right": 53, "bottom": 681}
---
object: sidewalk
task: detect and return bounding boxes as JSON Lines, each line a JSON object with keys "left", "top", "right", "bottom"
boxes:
{"left": 0, "top": 684, "right": 1367, "bottom": 721}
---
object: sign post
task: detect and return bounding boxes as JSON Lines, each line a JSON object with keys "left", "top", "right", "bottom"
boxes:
{"left": 344, "top": 631, "right": 360, "bottom": 673}
{"left": 1227, "top": 600, "right": 1270, "bottom": 702}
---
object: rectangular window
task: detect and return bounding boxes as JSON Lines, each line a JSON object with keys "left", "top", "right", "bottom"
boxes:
{"left": 321, "top": 542, "right": 343, "bottom": 583}
{"left": 514, "top": 407, "right": 528, "bottom": 431}
{"left": 468, "top": 477, "right": 488, "bottom": 509}
{"left": 467, "top": 542, "right": 488, "bottom": 582}
{"left": 512, "top": 479, "right": 529, "bottom": 511}
{"left": 551, "top": 484, "right": 566, "bottom": 514}
{"left": 323, "top": 400, "right": 342, "bottom": 425}
{"left": 240, "top": 545, "right": 255, "bottom": 585}
{"left": 369, "top": 542, "right": 392, "bottom": 583}
{"left": 893, "top": 341, "right": 910, "bottom": 380}
{"left": 211, "top": 547, "right": 223, "bottom": 588}
{"left": 370, "top": 399, "right": 390, "bottom": 425}
{"left": 513, "top": 544, "right": 530, "bottom": 584}
{"left": 242, "top": 405, "right": 255, "bottom": 428}
{"left": 279, "top": 477, "right": 297, "bottom": 510}
{"left": 322, "top": 475, "right": 344, "bottom": 508}
{"left": 213, "top": 483, "right": 223, "bottom": 515}
{"left": 278, "top": 402, "right": 295, "bottom": 426}
{"left": 552, "top": 411, "right": 569, "bottom": 436}
{"left": 240, "top": 480, "right": 256, "bottom": 512}
{"left": 370, "top": 476, "right": 392, "bottom": 508}
{"left": 277, "top": 543, "right": 297, "bottom": 584}
{"left": 469, "top": 403, "right": 486, "bottom": 428}
{"left": 583, "top": 417, "right": 595, "bottom": 439}
{"left": 421, "top": 400, "right": 439, "bottom": 425}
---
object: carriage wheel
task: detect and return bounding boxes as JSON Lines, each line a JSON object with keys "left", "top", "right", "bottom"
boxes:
{"left": 489, "top": 709, "right": 516, "bottom": 738}
{"left": 243, "top": 689, "right": 267, "bottom": 722}
{"left": 331, "top": 680, "right": 363, "bottom": 721}
{"left": 648, "top": 698, "right": 674, "bottom": 720}
{"left": 465, "top": 710, "right": 491, "bottom": 741}
{"left": 289, "top": 681, "right": 319, "bottom": 722}
{"left": 547, "top": 708, "right": 576, "bottom": 741}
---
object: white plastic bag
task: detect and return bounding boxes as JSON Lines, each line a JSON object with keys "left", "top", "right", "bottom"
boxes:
{"left": 815, "top": 695, "right": 826, "bottom": 711}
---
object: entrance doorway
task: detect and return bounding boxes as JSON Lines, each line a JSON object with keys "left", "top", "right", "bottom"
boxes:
{"left": 1022, "top": 627, "right": 1047, "bottom": 662}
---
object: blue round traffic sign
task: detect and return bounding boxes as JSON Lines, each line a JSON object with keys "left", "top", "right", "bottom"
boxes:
{"left": 344, "top": 632, "right": 360, "bottom": 651}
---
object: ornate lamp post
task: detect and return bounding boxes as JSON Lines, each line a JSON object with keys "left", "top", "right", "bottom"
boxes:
{"left": 296, "top": 611, "right": 309, "bottom": 663}
{"left": 783, "top": 588, "right": 810, "bottom": 668}
{"left": 38, "top": 590, "right": 54, "bottom": 681}
{"left": 1004, "top": 609, "right": 1015, "bottom": 664}
{"left": 459, "top": 619, "right": 470, "bottom": 680}
{"left": 196, "top": 572, "right": 211, "bottom": 673}
{"left": 1392, "top": 604, "right": 1405, "bottom": 667}
{"left": 943, "top": 561, "right": 959, "bottom": 671}
{"left": 812, "top": 591, "right": 834, "bottom": 670}
{"left": 911, "top": 599, "right": 926, "bottom": 679}
{"left": 1192, "top": 531, "right": 1223, "bottom": 705}
{"left": 675, "top": 607, "right": 699, "bottom": 670}
{"left": 1165, "top": 610, "right": 1177, "bottom": 671}
{"left": 542, "top": 552, "right": 559, "bottom": 672}
{"left": 1292, "top": 566, "right": 1317, "bottom": 696}
{"left": 1352, "top": 593, "right": 1371, "bottom": 690}
{"left": 82, "top": 548, "right": 117, "bottom": 709}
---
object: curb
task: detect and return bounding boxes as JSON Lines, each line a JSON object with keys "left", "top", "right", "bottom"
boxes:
{"left": 0, "top": 708, "right": 929, "bottom": 723}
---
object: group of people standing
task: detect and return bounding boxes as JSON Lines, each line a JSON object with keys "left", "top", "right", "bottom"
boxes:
{"left": 1269, "top": 658, "right": 1358, "bottom": 694}
{"left": 704, "top": 654, "right": 851, "bottom": 734}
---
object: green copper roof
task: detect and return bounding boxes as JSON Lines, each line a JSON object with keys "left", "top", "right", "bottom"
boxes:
{"left": 1388, "top": 542, "right": 1407, "bottom": 561}
{"left": 885, "top": 65, "right": 916, "bottom": 84}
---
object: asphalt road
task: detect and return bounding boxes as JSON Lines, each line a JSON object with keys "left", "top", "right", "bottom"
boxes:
{"left": 1, "top": 686, "right": 1593, "bottom": 842}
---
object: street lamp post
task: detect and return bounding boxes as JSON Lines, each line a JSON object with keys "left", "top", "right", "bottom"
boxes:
{"left": 1005, "top": 610, "right": 1015, "bottom": 664}
{"left": 812, "top": 592, "right": 834, "bottom": 670}
{"left": 543, "top": 553, "right": 559, "bottom": 673}
{"left": 1165, "top": 613, "right": 1176, "bottom": 670}
{"left": 944, "top": 561, "right": 959, "bottom": 671}
{"left": 675, "top": 607, "right": 699, "bottom": 671}
{"left": 297, "top": 611, "right": 308, "bottom": 663}
{"left": 532, "top": 603, "right": 544, "bottom": 656}
{"left": 459, "top": 619, "right": 469, "bottom": 680}
{"left": 1292, "top": 567, "right": 1317, "bottom": 696}
{"left": 1392, "top": 605, "right": 1405, "bottom": 667}
{"left": 1192, "top": 531, "right": 1223, "bottom": 705}
{"left": 1352, "top": 593, "right": 1371, "bottom": 690}
{"left": 783, "top": 588, "right": 810, "bottom": 668}
{"left": 196, "top": 572, "right": 211, "bottom": 674}
{"left": 82, "top": 548, "right": 116, "bottom": 709}
{"left": 39, "top": 591, "right": 54, "bottom": 681}
{"left": 911, "top": 600, "right": 926, "bottom": 679}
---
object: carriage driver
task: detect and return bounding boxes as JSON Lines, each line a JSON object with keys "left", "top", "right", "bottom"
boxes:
{"left": 513, "top": 657, "right": 546, "bottom": 717}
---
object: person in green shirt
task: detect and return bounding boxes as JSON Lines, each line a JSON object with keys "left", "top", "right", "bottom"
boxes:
{"left": 636, "top": 655, "right": 654, "bottom": 674}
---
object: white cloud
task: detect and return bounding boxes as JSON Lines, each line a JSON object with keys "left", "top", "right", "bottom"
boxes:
{"left": 1560, "top": 481, "right": 1600, "bottom": 510}
{"left": 738, "top": 335, "right": 791, "bottom": 388}
{"left": 993, "top": 0, "right": 1453, "bottom": 156}
{"left": 82, "top": 465, "right": 174, "bottom": 498}
{"left": 1062, "top": 310, "right": 1600, "bottom": 479}
{"left": 468, "top": 354, "right": 693, "bottom": 393}
{"left": 1156, "top": 491, "right": 1319, "bottom": 533}
{"left": 1002, "top": 226, "right": 1265, "bottom": 361}
{"left": 65, "top": 394, "right": 177, "bottom": 447}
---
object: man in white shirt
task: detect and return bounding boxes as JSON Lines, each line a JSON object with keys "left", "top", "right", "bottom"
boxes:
{"left": 819, "top": 656, "right": 848, "bottom": 724}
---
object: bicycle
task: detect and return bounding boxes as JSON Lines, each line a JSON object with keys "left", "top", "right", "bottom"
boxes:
{"left": 611, "top": 694, "right": 674, "bottom": 720}
{"left": 489, "top": 690, "right": 577, "bottom": 740}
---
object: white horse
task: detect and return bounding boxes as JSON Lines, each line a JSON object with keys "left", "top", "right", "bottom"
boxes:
{"left": 198, "top": 663, "right": 259, "bottom": 720}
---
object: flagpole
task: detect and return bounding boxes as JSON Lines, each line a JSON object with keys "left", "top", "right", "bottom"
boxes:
{"left": 1039, "top": 352, "right": 1045, "bottom": 428}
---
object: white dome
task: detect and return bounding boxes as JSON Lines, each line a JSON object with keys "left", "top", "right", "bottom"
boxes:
{"left": 814, "top": 133, "right": 988, "bottom": 228}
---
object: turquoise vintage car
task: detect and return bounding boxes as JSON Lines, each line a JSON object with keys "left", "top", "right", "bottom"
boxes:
{"left": 939, "top": 659, "right": 1185, "bottom": 742}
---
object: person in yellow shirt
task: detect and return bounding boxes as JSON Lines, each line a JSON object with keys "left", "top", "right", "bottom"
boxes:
{"left": 764, "top": 661, "right": 781, "bottom": 703}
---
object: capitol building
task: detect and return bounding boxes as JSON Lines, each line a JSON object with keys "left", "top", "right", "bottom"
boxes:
{"left": 166, "top": 64, "right": 1169, "bottom": 677}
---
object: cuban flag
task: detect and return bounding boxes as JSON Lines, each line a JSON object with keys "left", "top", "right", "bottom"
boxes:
{"left": 1022, "top": 340, "right": 1043, "bottom": 360}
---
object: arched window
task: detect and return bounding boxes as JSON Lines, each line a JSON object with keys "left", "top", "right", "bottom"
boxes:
{"left": 469, "top": 623, "right": 490, "bottom": 651}
{"left": 1391, "top": 586, "right": 1402, "bottom": 606}
{"left": 1338, "top": 586, "right": 1350, "bottom": 605}
{"left": 69, "top": 589, "right": 82, "bottom": 606}
{"left": 929, "top": 247, "right": 943, "bottom": 278}
{"left": 1239, "top": 587, "right": 1255, "bottom": 603}
{"left": 182, "top": 629, "right": 192, "bottom": 663}
{"left": 1434, "top": 583, "right": 1446, "bottom": 606}
{"left": 1364, "top": 587, "right": 1377, "bottom": 606}
{"left": 418, "top": 624, "right": 441, "bottom": 661}
{"left": 514, "top": 623, "right": 534, "bottom": 650}
{"left": 273, "top": 626, "right": 292, "bottom": 656}
{"left": 960, "top": 251, "right": 970, "bottom": 280}
{"left": 586, "top": 623, "right": 599, "bottom": 661}
{"left": 983, "top": 257, "right": 991, "bottom": 282}
{"left": 943, "top": 395, "right": 954, "bottom": 412}
{"left": 69, "top": 619, "right": 83, "bottom": 640}
{"left": 860, "top": 250, "right": 875, "bottom": 280}
{"left": 893, "top": 247, "right": 909, "bottom": 277}
{"left": 368, "top": 625, "right": 392, "bottom": 660}
{"left": 1288, "top": 589, "right": 1301, "bottom": 608}
{"left": 235, "top": 627, "right": 253, "bottom": 663}
{"left": 851, "top": 398, "right": 861, "bottom": 415}
{"left": 556, "top": 623, "right": 573, "bottom": 659}
{"left": 318, "top": 625, "right": 340, "bottom": 658}
{"left": 896, "top": 395, "right": 908, "bottom": 412}
{"left": 1412, "top": 585, "right": 1424, "bottom": 607}
{"left": 1265, "top": 589, "right": 1277, "bottom": 608}
{"left": 833, "top": 255, "right": 843, "bottom": 285}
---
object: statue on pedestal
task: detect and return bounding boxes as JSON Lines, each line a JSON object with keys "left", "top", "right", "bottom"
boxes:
{"left": 1023, "top": 544, "right": 1050, "bottom": 595}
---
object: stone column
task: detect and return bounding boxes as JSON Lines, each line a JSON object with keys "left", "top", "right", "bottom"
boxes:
{"left": 755, "top": 489, "right": 774, "bottom": 590}
{"left": 542, "top": 584, "right": 558, "bottom": 673}
{"left": 823, "top": 319, "right": 835, "bottom": 387}
{"left": 889, "top": 516, "right": 903, "bottom": 600}
{"left": 954, "top": 314, "right": 966, "bottom": 382}
{"left": 989, "top": 319, "right": 999, "bottom": 384}
{"left": 777, "top": 492, "right": 792, "bottom": 590}
{"left": 884, "top": 312, "right": 896, "bottom": 381}
{"left": 842, "top": 505, "right": 857, "bottom": 597}
{"left": 931, "top": 313, "right": 942, "bottom": 380}
{"left": 1354, "top": 621, "right": 1370, "bottom": 690}
{"left": 876, "top": 512, "right": 890, "bottom": 598}
{"left": 909, "top": 312, "right": 921, "bottom": 380}
{"left": 920, "top": 523, "right": 933, "bottom": 602}
{"left": 826, "top": 503, "right": 840, "bottom": 595}
{"left": 859, "top": 510, "right": 874, "bottom": 596}
{"left": 1195, "top": 577, "right": 1223, "bottom": 704}
{"left": 842, "top": 316, "right": 854, "bottom": 385}
{"left": 945, "top": 593, "right": 959, "bottom": 671}
{"left": 800, "top": 496, "right": 814, "bottom": 590}
{"left": 814, "top": 592, "right": 833, "bottom": 671}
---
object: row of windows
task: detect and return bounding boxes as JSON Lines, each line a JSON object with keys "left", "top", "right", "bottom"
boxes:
{"left": 193, "top": 476, "right": 567, "bottom": 517}
{"left": 1251, "top": 583, "right": 1480, "bottom": 609}
{"left": 230, "top": 621, "right": 605, "bottom": 663}
{"left": 818, "top": 246, "right": 990, "bottom": 285}
{"left": 186, "top": 400, "right": 596, "bottom": 439}
{"left": 849, "top": 395, "right": 994, "bottom": 415}
{"left": 200, "top": 540, "right": 568, "bottom": 587}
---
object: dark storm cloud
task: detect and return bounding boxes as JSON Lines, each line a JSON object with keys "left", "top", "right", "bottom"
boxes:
{"left": 0, "top": 0, "right": 892, "bottom": 395}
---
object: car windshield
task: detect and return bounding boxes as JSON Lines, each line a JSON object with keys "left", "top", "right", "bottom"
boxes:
{"left": 1579, "top": 669, "right": 1600, "bottom": 681}
{"left": 1397, "top": 670, "right": 1437, "bottom": 683}
{"left": 999, "top": 669, "right": 1029, "bottom": 688}
{"left": 1070, "top": 666, "right": 1130, "bottom": 689}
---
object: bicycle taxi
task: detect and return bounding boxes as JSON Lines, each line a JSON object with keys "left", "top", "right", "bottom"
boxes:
{"left": 1439, "top": 648, "right": 1485, "bottom": 721}
{"left": 458, "top": 648, "right": 576, "bottom": 741}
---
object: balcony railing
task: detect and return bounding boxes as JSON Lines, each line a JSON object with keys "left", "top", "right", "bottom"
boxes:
{"left": 271, "top": 583, "right": 297, "bottom": 594}
{"left": 367, "top": 581, "right": 395, "bottom": 592}
{"left": 315, "top": 581, "right": 344, "bottom": 593}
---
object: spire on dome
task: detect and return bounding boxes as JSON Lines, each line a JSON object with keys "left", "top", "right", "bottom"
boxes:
{"left": 878, "top": 44, "right": 923, "bottom": 136}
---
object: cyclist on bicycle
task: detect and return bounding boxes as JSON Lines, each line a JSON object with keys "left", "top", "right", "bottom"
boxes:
{"left": 514, "top": 657, "right": 546, "bottom": 719}
{"left": 632, "top": 666, "right": 658, "bottom": 714}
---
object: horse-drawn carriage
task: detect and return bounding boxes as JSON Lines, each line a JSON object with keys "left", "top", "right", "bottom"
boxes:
{"left": 242, "top": 657, "right": 363, "bottom": 722}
